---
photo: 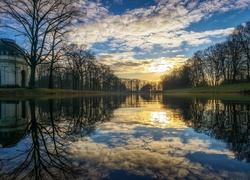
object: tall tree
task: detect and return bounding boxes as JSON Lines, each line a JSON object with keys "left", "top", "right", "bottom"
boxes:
{"left": 189, "top": 51, "right": 207, "bottom": 87}
{"left": 63, "top": 44, "right": 95, "bottom": 90}
{"left": 204, "top": 44, "right": 225, "bottom": 86}
{"left": 225, "top": 33, "right": 244, "bottom": 84}
{"left": 0, "top": 0, "right": 84, "bottom": 88}
{"left": 236, "top": 22, "right": 250, "bottom": 82}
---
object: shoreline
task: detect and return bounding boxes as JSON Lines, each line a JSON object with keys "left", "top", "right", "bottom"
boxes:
{"left": 1, "top": 82, "right": 250, "bottom": 99}
{"left": 0, "top": 88, "right": 122, "bottom": 100}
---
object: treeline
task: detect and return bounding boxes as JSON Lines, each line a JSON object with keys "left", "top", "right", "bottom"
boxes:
{"left": 162, "top": 20, "right": 250, "bottom": 90}
{"left": 36, "top": 44, "right": 127, "bottom": 91}
{"left": 0, "top": 0, "right": 127, "bottom": 91}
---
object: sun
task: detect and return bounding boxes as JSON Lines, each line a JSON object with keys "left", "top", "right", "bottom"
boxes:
{"left": 148, "top": 58, "right": 171, "bottom": 73}
{"left": 148, "top": 65, "right": 169, "bottom": 73}
{"left": 155, "top": 65, "right": 170, "bottom": 72}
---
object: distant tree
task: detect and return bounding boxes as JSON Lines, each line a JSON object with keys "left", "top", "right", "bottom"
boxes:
{"left": 162, "top": 20, "right": 250, "bottom": 89}
{"left": 141, "top": 84, "right": 152, "bottom": 92}
{"left": 235, "top": 22, "right": 250, "bottom": 82}
{"left": 189, "top": 51, "right": 207, "bottom": 87}
{"left": 161, "top": 65, "right": 192, "bottom": 90}
{"left": 63, "top": 44, "right": 96, "bottom": 90}
{"left": 101, "top": 65, "right": 115, "bottom": 91}
{"left": 0, "top": 0, "right": 84, "bottom": 88}
{"left": 225, "top": 33, "right": 244, "bottom": 83}
{"left": 203, "top": 44, "right": 225, "bottom": 86}
{"left": 47, "top": 28, "right": 66, "bottom": 89}
{"left": 213, "top": 43, "right": 228, "bottom": 84}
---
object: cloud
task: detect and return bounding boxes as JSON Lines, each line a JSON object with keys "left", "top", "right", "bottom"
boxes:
{"left": 72, "top": 0, "right": 244, "bottom": 48}
{"left": 68, "top": 0, "right": 250, "bottom": 79}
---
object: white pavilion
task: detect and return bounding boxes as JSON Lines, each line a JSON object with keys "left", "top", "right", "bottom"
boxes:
{"left": 0, "top": 38, "right": 29, "bottom": 87}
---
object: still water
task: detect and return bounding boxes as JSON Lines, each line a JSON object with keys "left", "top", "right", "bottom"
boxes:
{"left": 0, "top": 94, "right": 250, "bottom": 179}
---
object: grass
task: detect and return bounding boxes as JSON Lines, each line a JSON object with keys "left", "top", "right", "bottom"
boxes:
{"left": 0, "top": 88, "right": 118, "bottom": 100}
{"left": 1, "top": 83, "right": 250, "bottom": 101}
{"left": 164, "top": 83, "right": 250, "bottom": 93}
{"left": 162, "top": 83, "right": 250, "bottom": 102}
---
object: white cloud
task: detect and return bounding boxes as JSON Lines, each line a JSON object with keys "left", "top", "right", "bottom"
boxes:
{"left": 72, "top": 0, "right": 245, "bottom": 48}
{"left": 68, "top": 0, "right": 250, "bottom": 79}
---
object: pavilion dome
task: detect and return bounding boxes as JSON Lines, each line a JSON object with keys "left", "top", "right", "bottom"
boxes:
{"left": 0, "top": 38, "right": 23, "bottom": 56}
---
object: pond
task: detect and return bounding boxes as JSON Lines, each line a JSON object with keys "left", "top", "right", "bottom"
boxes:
{"left": 0, "top": 94, "right": 250, "bottom": 179}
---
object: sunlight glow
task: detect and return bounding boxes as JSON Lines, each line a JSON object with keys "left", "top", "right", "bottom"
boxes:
{"left": 150, "top": 112, "right": 170, "bottom": 126}
{"left": 147, "top": 58, "right": 171, "bottom": 73}
{"left": 148, "top": 65, "right": 170, "bottom": 73}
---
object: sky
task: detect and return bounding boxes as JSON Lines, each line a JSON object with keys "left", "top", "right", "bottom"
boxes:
{"left": 1, "top": 0, "right": 250, "bottom": 81}
{"left": 68, "top": 0, "right": 250, "bottom": 81}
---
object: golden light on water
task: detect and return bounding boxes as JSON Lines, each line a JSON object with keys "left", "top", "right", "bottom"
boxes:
{"left": 69, "top": 98, "right": 238, "bottom": 179}
{"left": 150, "top": 112, "right": 170, "bottom": 126}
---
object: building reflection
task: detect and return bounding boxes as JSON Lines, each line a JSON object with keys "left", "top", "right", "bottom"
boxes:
{"left": 0, "top": 95, "right": 126, "bottom": 179}
{"left": 0, "top": 100, "right": 28, "bottom": 147}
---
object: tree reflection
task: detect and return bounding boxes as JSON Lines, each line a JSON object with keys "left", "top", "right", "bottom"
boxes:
{"left": 0, "top": 95, "right": 125, "bottom": 179}
{"left": 163, "top": 96, "right": 250, "bottom": 163}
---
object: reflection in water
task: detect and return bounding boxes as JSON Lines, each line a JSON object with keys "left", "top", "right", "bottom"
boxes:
{"left": 0, "top": 96, "right": 125, "bottom": 179}
{"left": 163, "top": 97, "right": 250, "bottom": 163}
{"left": 0, "top": 101, "right": 28, "bottom": 148}
{"left": 0, "top": 94, "right": 250, "bottom": 179}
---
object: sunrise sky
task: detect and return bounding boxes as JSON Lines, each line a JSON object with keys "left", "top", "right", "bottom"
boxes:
{"left": 1, "top": 0, "right": 250, "bottom": 81}
{"left": 68, "top": 0, "right": 250, "bottom": 81}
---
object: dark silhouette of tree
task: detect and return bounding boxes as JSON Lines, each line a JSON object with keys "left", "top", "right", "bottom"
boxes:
{"left": 161, "top": 65, "right": 192, "bottom": 90}
{"left": 0, "top": 95, "right": 128, "bottom": 179}
{"left": 225, "top": 33, "right": 244, "bottom": 84}
{"left": 141, "top": 84, "right": 152, "bottom": 92}
{"left": 0, "top": 100, "right": 85, "bottom": 179}
{"left": 0, "top": 0, "right": 84, "bottom": 88}
{"left": 161, "top": 20, "right": 250, "bottom": 90}
{"left": 162, "top": 96, "right": 250, "bottom": 163}
{"left": 63, "top": 44, "right": 93, "bottom": 90}
{"left": 235, "top": 22, "right": 250, "bottom": 82}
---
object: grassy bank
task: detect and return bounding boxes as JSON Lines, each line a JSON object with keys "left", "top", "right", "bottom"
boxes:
{"left": 164, "top": 83, "right": 250, "bottom": 93}
{"left": 162, "top": 83, "right": 250, "bottom": 101}
{"left": 1, "top": 83, "right": 250, "bottom": 99}
{"left": 0, "top": 88, "right": 117, "bottom": 100}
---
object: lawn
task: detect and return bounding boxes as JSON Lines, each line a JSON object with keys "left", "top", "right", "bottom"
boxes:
{"left": 0, "top": 88, "right": 117, "bottom": 100}
{"left": 164, "top": 83, "right": 250, "bottom": 93}
{"left": 163, "top": 83, "right": 250, "bottom": 101}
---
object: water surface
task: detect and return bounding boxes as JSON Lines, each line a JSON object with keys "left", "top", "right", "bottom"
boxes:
{"left": 0, "top": 94, "right": 250, "bottom": 179}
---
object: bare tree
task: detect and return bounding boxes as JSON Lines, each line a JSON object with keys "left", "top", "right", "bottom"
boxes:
{"left": 47, "top": 29, "right": 65, "bottom": 89}
{"left": 63, "top": 44, "right": 96, "bottom": 90}
{"left": 0, "top": 0, "right": 84, "bottom": 88}
{"left": 189, "top": 51, "right": 207, "bottom": 87}
{"left": 235, "top": 22, "right": 250, "bottom": 82}
{"left": 203, "top": 44, "right": 225, "bottom": 86}
{"left": 225, "top": 33, "right": 244, "bottom": 84}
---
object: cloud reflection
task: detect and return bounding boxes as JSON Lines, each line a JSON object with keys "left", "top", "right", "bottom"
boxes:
{"left": 68, "top": 99, "right": 248, "bottom": 179}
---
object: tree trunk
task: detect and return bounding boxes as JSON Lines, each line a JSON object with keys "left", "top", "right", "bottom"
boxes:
{"left": 48, "top": 65, "right": 54, "bottom": 89}
{"left": 29, "top": 64, "right": 36, "bottom": 89}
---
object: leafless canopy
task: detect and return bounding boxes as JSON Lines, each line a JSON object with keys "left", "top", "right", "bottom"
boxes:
{"left": 0, "top": 0, "right": 85, "bottom": 88}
